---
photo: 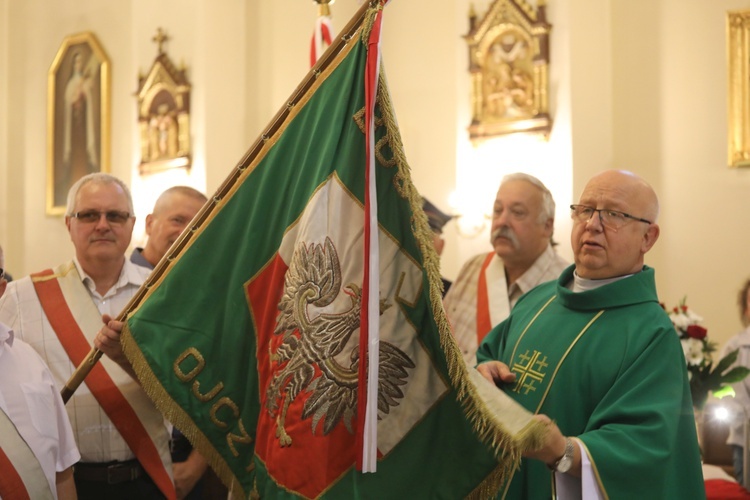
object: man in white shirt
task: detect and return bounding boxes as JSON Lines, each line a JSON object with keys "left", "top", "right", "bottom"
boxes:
{"left": 0, "top": 173, "right": 175, "bottom": 500}
{"left": 443, "top": 172, "right": 568, "bottom": 366}
{"left": 0, "top": 245, "right": 80, "bottom": 499}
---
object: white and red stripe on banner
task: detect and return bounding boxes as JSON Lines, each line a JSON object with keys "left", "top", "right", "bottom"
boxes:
{"left": 356, "top": 0, "right": 390, "bottom": 474}
{"left": 310, "top": 14, "right": 333, "bottom": 67}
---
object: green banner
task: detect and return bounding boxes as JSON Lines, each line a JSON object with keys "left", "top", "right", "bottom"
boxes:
{"left": 122, "top": 7, "right": 542, "bottom": 499}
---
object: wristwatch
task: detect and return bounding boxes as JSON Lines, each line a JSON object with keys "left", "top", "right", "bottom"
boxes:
{"left": 550, "top": 438, "right": 575, "bottom": 473}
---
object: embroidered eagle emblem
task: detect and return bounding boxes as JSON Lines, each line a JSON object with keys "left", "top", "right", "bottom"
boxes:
{"left": 265, "top": 236, "right": 415, "bottom": 446}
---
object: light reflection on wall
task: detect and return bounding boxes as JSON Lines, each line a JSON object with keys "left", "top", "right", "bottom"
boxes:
{"left": 452, "top": 131, "right": 574, "bottom": 265}
{"left": 129, "top": 166, "right": 206, "bottom": 250}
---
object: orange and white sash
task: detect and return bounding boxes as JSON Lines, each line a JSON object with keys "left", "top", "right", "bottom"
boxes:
{"left": 476, "top": 252, "right": 510, "bottom": 344}
{"left": 31, "top": 265, "right": 176, "bottom": 500}
{"left": 0, "top": 407, "right": 54, "bottom": 500}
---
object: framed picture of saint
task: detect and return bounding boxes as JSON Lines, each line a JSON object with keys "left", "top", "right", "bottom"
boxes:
{"left": 46, "top": 32, "right": 111, "bottom": 215}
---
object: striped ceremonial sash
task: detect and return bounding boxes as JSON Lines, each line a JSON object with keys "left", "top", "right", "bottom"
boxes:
{"left": 0, "top": 407, "right": 54, "bottom": 500}
{"left": 476, "top": 252, "right": 511, "bottom": 343}
{"left": 476, "top": 252, "right": 495, "bottom": 340}
{"left": 31, "top": 266, "right": 176, "bottom": 500}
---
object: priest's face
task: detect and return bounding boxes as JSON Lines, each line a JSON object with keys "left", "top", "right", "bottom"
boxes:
{"left": 571, "top": 170, "right": 659, "bottom": 280}
{"left": 489, "top": 179, "right": 552, "bottom": 267}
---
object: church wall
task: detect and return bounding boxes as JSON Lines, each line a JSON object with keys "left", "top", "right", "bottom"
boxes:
{"left": 612, "top": 0, "right": 750, "bottom": 350}
{"left": 0, "top": 0, "right": 9, "bottom": 250}
{"left": 450, "top": 0, "right": 578, "bottom": 277}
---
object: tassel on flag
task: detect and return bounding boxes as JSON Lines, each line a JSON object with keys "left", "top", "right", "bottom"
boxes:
{"left": 310, "top": 0, "right": 334, "bottom": 67}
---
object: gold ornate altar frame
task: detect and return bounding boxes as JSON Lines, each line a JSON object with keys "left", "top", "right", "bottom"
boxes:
{"left": 136, "top": 28, "right": 191, "bottom": 174}
{"left": 727, "top": 11, "right": 750, "bottom": 168}
{"left": 465, "top": 0, "right": 552, "bottom": 142}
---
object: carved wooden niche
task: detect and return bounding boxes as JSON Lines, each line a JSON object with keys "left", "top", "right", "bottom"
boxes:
{"left": 136, "top": 28, "right": 191, "bottom": 174}
{"left": 465, "top": 0, "right": 552, "bottom": 142}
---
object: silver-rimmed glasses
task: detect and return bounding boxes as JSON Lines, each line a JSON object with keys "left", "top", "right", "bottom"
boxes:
{"left": 570, "top": 204, "right": 652, "bottom": 231}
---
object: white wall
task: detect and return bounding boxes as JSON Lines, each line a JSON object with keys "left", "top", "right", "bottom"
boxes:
{"left": 0, "top": 0, "right": 8, "bottom": 247}
{"left": 648, "top": 0, "right": 750, "bottom": 348}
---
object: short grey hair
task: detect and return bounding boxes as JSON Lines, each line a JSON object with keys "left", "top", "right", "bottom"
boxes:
{"left": 153, "top": 186, "right": 208, "bottom": 215}
{"left": 500, "top": 172, "right": 556, "bottom": 224}
{"left": 65, "top": 173, "right": 134, "bottom": 216}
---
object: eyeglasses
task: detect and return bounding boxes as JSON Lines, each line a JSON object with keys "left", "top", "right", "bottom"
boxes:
{"left": 70, "top": 210, "right": 132, "bottom": 224}
{"left": 570, "top": 204, "right": 652, "bottom": 231}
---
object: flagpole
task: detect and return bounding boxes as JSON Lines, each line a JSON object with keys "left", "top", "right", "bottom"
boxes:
{"left": 60, "top": 0, "right": 378, "bottom": 404}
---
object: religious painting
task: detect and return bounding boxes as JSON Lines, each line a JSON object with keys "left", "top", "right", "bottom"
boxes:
{"left": 727, "top": 10, "right": 750, "bottom": 168}
{"left": 465, "top": 0, "right": 552, "bottom": 142}
{"left": 47, "top": 32, "right": 110, "bottom": 215}
{"left": 136, "top": 28, "right": 191, "bottom": 175}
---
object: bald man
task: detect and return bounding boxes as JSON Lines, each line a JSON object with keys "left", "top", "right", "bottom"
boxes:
{"left": 131, "top": 186, "right": 207, "bottom": 269}
{"left": 476, "top": 170, "right": 704, "bottom": 498}
{"left": 129, "top": 186, "right": 223, "bottom": 500}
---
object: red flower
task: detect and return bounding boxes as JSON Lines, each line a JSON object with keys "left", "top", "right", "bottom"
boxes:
{"left": 686, "top": 324, "right": 707, "bottom": 340}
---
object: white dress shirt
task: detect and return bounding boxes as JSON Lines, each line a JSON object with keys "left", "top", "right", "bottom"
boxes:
{"left": 0, "top": 322, "right": 80, "bottom": 498}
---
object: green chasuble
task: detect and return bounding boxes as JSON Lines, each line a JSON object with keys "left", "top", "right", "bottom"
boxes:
{"left": 477, "top": 265, "right": 705, "bottom": 499}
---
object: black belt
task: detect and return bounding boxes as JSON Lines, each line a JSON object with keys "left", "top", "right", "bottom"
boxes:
{"left": 74, "top": 460, "right": 144, "bottom": 485}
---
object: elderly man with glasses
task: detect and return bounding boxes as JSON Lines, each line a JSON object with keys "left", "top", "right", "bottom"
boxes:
{"left": 476, "top": 170, "right": 704, "bottom": 499}
{"left": 0, "top": 173, "right": 176, "bottom": 500}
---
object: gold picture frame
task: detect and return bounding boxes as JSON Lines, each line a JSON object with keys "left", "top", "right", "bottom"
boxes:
{"left": 728, "top": 11, "right": 750, "bottom": 168}
{"left": 464, "top": 0, "right": 552, "bottom": 142}
{"left": 46, "top": 32, "right": 111, "bottom": 215}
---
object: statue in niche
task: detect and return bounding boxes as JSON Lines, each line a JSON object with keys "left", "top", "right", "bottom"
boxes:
{"left": 148, "top": 103, "right": 178, "bottom": 161}
{"left": 482, "top": 33, "right": 534, "bottom": 119}
{"left": 136, "top": 27, "right": 191, "bottom": 173}
{"left": 465, "top": 0, "right": 552, "bottom": 141}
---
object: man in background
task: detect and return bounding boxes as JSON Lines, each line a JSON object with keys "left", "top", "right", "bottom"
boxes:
{"left": 443, "top": 172, "right": 568, "bottom": 366}
{"left": 0, "top": 244, "right": 79, "bottom": 499}
{"left": 131, "top": 186, "right": 207, "bottom": 269}
{"left": 422, "top": 197, "right": 453, "bottom": 296}
{"left": 0, "top": 173, "right": 175, "bottom": 499}
{"left": 477, "top": 169, "right": 704, "bottom": 498}
{"left": 130, "top": 185, "right": 225, "bottom": 500}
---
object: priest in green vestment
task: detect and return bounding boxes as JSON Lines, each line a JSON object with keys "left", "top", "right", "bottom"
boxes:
{"left": 477, "top": 170, "right": 705, "bottom": 499}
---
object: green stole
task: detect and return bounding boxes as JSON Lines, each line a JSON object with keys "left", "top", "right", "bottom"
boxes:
{"left": 504, "top": 295, "right": 604, "bottom": 413}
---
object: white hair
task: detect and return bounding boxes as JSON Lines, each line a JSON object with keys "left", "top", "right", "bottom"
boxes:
{"left": 65, "top": 173, "right": 134, "bottom": 216}
{"left": 500, "top": 172, "right": 555, "bottom": 224}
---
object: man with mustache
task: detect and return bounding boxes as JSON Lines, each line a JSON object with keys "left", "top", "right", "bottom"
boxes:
{"left": 443, "top": 172, "right": 568, "bottom": 366}
{"left": 476, "top": 170, "right": 704, "bottom": 498}
{"left": 0, "top": 173, "right": 176, "bottom": 500}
